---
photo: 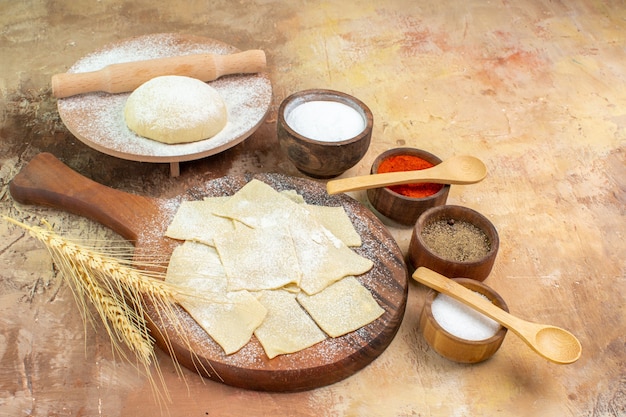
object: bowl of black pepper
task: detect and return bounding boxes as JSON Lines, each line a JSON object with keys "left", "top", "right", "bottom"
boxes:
{"left": 408, "top": 205, "right": 499, "bottom": 281}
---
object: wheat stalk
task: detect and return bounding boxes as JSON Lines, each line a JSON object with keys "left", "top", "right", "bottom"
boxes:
{"left": 76, "top": 264, "right": 154, "bottom": 363}
{"left": 3, "top": 216, "right": 219, "bottom": 406}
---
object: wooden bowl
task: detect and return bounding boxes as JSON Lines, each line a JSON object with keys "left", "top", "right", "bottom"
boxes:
{"left": 408, "top": 205, "right": 499, "bottom": 281}
{"left": 419, "top": 278, "right": 508, "bottom": 363}
{"left": 366, "top": 148, "right": 450, "bottom": 225}
{"left": 277, "top": 89, "right": 373, "bottom": 178}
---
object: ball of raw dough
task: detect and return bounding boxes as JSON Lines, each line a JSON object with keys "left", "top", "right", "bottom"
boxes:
{"left": 124, "top": 75, "right": 228, "bottom": 144}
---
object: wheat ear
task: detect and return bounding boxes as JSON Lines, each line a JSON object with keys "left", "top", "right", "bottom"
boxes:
{"left": 3, "top": 216, "right": 218, "bottom": 405}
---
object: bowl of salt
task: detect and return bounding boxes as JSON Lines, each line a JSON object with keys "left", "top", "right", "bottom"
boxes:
{"left": 277, "top": 89, "right": 373, "bottom": 178}
{"left": 419, "top": 278, "right": 508, "bottom": 363}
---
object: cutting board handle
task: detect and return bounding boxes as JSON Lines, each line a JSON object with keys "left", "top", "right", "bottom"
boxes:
{"left": 9, "top": 153, "right": 158, "bottom": 242}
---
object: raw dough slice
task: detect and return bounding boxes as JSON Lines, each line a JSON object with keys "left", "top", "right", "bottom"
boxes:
{"left": 287, "top": 213, "right": 373, "bottom": 295}
{"left": 304, "top": 204, "right": 362, "bottom": 247}
{"left": 215, "top": 179, "right": 372, "bottom": 294}
{"left": 213, "top": 179, "right": 309, "bottom": 228}
{"left": 177, "top": 290, "right": 267, "bottom": 355}
{"left": 124, "top": 75, "right": 228, "bottom": 144}
{"left": 166, "top": 241, "right": 267, "bottom": 355}
{"left": 165, "top": 241, "right": 227, "bottom": 292}
{"left": 213, "top": 224, "right": 301, "bottom": 291}
{"left": 290, "top": 224, "right": 373, "bottom": 295}
{"left": 297, "top": 276, "right": 384, "bottom": 338}
{"left": 165, "top": 197, "right": 234, "bottom": 246}
{"left": 254, "top": 290, "right": 326, "bottom": 359}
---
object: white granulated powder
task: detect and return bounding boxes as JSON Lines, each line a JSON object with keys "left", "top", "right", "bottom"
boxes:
{"left": 57, "top": 33, "right": 272, "bottom": 160}
{"left": 286, "top": 100, "right": 365, "bottom": 142}
{"left": 431, "top": 292, "right": 501, "bottom": 341}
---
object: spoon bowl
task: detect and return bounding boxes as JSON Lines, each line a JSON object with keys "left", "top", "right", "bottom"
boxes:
{"left": 534, "top": 325, "right": 583, "bottom": 364}
{"left": 326, "top": 154, "right": 487, "bottom": 195}
{"left": 412, "top": 267, "right": 582, "bottom": 364}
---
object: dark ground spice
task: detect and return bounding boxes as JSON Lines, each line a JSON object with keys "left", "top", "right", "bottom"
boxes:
{"left": 421, "top": 219, "right": 491, "bottom": 262}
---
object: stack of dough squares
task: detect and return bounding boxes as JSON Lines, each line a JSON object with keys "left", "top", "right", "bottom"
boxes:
{"left": 165, "top": 179, "right": 384, "bottom": 359}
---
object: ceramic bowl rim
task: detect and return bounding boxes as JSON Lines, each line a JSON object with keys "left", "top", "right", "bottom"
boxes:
{"left": 370, "top": 147, "right": 450, "bottom": 202}
{"left": 413, "top": 204, "right": 500, "bottom": 267}
{"left": 422, "top": 277, "right": 509, "bottom": 346}
{"left": 278, "top": 89, "right": 373, "bottom": 146}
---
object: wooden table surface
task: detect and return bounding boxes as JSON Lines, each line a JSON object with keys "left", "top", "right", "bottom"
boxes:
{"left": 1, "top": 1, "right": 624, "bottom": 416}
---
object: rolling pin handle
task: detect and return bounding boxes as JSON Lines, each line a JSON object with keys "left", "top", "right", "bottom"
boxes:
{"left": 51, "top": 50, "right": 267, "bottom": 98}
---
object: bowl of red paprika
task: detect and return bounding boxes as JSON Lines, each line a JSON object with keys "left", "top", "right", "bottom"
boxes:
{"left": 366, "top": 148, "right": 450, "bottom": 225}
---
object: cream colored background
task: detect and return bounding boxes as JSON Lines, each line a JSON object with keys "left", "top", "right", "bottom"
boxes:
{"left": 0, "top": 1, "right": 624, "bottom": 416}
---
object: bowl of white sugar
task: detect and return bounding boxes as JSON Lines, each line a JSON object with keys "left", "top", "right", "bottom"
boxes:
{"left": 419, "top": 278, "right": 508, "bottom": 363}
{"left": 277, "top": 89, "right": 373, "bottom": 178}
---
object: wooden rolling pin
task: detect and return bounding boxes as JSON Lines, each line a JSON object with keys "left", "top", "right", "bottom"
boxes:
{"left": 51, "top": 49, "right": 267, "bottom": 98}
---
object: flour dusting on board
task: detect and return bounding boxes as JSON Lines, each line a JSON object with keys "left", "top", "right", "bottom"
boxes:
{"left": 139, "top": 174, "right": 406, "bottom": 377}
{"left": 57, "top": 33, "right": 272, "bottom": 159}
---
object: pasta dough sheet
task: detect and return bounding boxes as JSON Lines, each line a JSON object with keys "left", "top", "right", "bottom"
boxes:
{"left": 165, "top": 197, "right": 233, "bottom": 246}
{"left": 166, "top": 241, "right": 227, "bottom": 292}
{"left": 165, "top": 179, "right": 382, "bottom": 359}
{"left": 288, "top": 219, "right": 373, "bottom": 295}
{"left": 297, "top": 276, "right": 385, "bottom": 338}
{"left": 304, "top": 205, "right": 362, "bottom": 247}
{"left": 214, "top": 224, "right": 302, "bottom": 291}
{"left": 213, "top": 179, "right": 372, "bottom": 294}
{"left": 166, "top": 241, "right": 267, "bottom": 355}
{"left": 213, "top": 179, "right": 308, "bottom": 228}
{"left": 254, "top": 290, "right": 327, "bottom": 359}
{"left": 178, "top": 290, "right": 267, "bottom": 355}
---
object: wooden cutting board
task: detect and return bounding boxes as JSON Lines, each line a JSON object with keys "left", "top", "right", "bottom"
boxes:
{"left": 9, "top": 153, "right": 408, "bottom": 392}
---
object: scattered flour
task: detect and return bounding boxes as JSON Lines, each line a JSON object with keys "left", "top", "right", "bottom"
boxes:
{"left": 57, "top": 33, "right": 271, "bottom": 160}
{"left": 146, "top": 174, "right": 406, "bottom": 375}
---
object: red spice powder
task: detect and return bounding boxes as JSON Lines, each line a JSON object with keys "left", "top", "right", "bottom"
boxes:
{"left": 377, "top": 154, "right": 443, "bottom": 198}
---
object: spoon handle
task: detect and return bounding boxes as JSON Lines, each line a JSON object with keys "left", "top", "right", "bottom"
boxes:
{"left": 412, "top": 267, "right": 526, "bottom": 334}
{"left": 413, "top": 267, "right": 582, "bottom": 364}
{"left": 326, "top": 160, "right": 482, "bottom": 195}
{"left": 326, "top": 155, "right": 487, "bottom": 194}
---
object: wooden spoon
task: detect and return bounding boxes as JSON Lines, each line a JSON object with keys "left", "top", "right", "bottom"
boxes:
{"left": 52, "top": 49, "right": 267, "bottom": 98}
{"left": 326, "top": 155, "right": 486, "bottom": 195}
{"left": 412, "top": 267, "right": 582, "bottom": 364}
